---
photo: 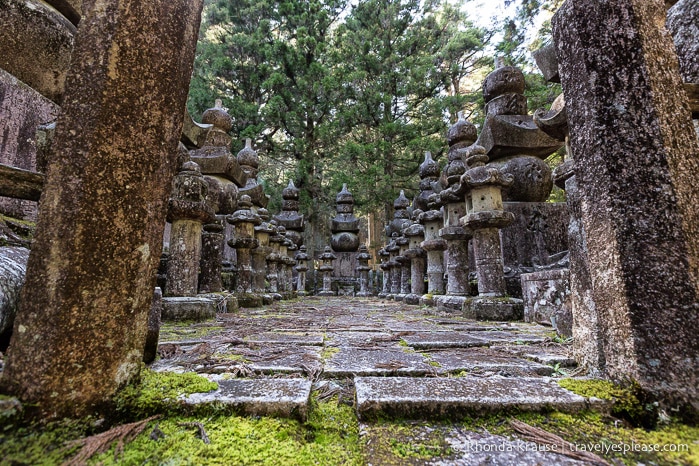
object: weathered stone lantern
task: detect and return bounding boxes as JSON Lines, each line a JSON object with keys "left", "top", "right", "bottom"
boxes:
{"left": 460, "top": 145, "right": 522, "bottom": 320}
{"left": 253, "top": 208, "right": 275, "bottom": 303}
{"left": 226, "top": 194, "right": 262, "bottom": 307}
{"left": 403, "top": 212, "right": 426, "bottom": 305}
{"left": 295, "top": 245, "right": 309, "bottom": 296}
{"left": 267, "top": 220, "right": 283, "bottom": 300}
{"left": 165, "top": 161, "right": 215, "bottom": 296}
{"left": 377, "top": 247, "right": 391, "bottom": 298}
{"left": 318, "top": 246, "right": 337, "bottom": 296}
{"left": 356, "top": 245, "right": 373, "bottom": 297}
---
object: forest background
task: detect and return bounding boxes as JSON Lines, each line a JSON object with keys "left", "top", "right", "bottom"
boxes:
{"left": 186, "top": 0, "right": 564, "bottom": 258}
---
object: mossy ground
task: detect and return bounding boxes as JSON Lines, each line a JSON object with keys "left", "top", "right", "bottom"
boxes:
{"left": 158, "top": 322, "right": 224, "bottom": 342}
{"left": 0, "top": 371, "right": 363, "bottom": 465}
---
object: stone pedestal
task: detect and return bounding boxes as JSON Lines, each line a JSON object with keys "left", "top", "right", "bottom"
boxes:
{"left": 521, "top": 269, "right": 572, "bottom": 337}
{"left": 266, "top": 223, "right": 283, "bottom": 301}
{"left": 394, "top": 236, "right": 410, "bottom": 302}
{"left": 554, "top": 0, "right": 699, "bottom": 413}
{"left": 499, "top": 202, "right": 569, "bottom": 298}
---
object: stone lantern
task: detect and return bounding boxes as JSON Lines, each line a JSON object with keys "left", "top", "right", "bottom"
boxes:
{"left": 165, "top": 161, "right": 215, "bottom": 297}
{"left": 295, "top": 245, "right": 309, "bottom": 296}
{"left": 226, "top": 194, "right": 262, "bottom": 307}
{"left": 404, "top": 212, "right": 426, "bottom": 305}
{"left": 253, "top": 208, "right": 275, "bottom": 304}
{"left": 395, "top": 234, "right": 410, "bottom": 302}
{"left": 267, "top": 220, "right": 283, "bottom": 300}
{"left": 318, "top": 246, "right": 337, "bottom": 296}
{"left": 356, "top": 245, "right": 373, "bottom": 297}
{"left": 460, "top": 145, "right": 522, "bottom": 320}
{"left": 377, "top": 247, "right": 391, "bottom": 298}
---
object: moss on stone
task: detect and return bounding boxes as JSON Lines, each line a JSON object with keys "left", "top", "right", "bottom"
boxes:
{"left": 158, "top": 322, "right": 224, "bottom": 342}
{"left": 115, "top": 369, "right": 218, "bottom": 418}
{"left": 321, "top": 346, "right": 340, "bottom": 361}
{"left": 557, "top": 379, "right": 657, "bottom": 427}
{"left": 361, "top": 421, "right": 455, "bottom": 465}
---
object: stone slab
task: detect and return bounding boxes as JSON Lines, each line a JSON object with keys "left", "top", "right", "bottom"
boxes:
{"left": 355, "top": 376, "right": 605, "bottom": 420}
{"left": 400, "top": 332, "right": 490, "bottom": 349}
{"left": 491, "top": 345, "right": 577, "bottom": 368}
{"left": 243, "top": 332, "right": 324, "bottom": 346}
{"left": 427, "top": 348, "right": 554, "bottom": 376}
{"left": 324, "top": 347, "right": 435, "bottom": 377}
{"left": 467, "top": 331, "right": 545, "bottom": 345}
{"left": 324, "top": 331, "right": 399, "bottom": 347}
{"left": 184, "top": 377, "right": 311, "bottom": 420}
{"left": 161, "top": 297, "right": 217, "bottom": 322}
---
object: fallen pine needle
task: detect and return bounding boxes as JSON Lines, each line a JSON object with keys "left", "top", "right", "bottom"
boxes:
{"left": 62, "top": 415, "right": 161, "bottom": 466}
{"left": 509, "top": 419, "right": 609, "bottom": 465}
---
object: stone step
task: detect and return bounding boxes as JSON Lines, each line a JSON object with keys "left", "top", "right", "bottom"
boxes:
{"left": 183, "top": 377, "right": 312, "bottom": 420}
{"left": 355, "top": 376, "right": 607, "bottom": 421}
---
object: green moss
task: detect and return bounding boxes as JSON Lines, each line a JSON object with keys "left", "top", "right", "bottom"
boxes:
{"left": 115, "top": 370, "right": 218, "bottom": 418}
{"left": 321, "top": 346, "right": 340, "bottom": 361}
{"left": 557, "top": 379, "right": 657, "bottom": 427}
{"left": 92, "top": 398, "right": 362, "bottom": 466}
{"left": 0, "top": 417, "right": 91, "bottom": 465}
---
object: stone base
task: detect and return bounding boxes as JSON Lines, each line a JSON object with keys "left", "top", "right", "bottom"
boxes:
{"left": 236, "top": 293, "right": 263, "bottom": 308}
{"left": 356, "top": 291, "right": 373, "bottom": 298}
{"left": 394, "top": 294, "right": 407, "bottom": 302}
{"left": 434, "top": 295, "right": 469, "bottom": 312}
{"left": 318, "top": 290, "right": 335, "bottom": 296}
{"left": 161, "top": 296, "right": 217, "bottom": 322}
{"left": 297, "top": 291, "right": 309, "bottom": 297}
{"left": 261, "top": 294, "right": 275, "bottom": 305}
{"left": 404, "top": 293, "right": 421, "bottom": 305}
{"left": 463, "top": 296, "right": 524, "bottom": 321}
{"left": 197, "top": 293, "right": 239, "bottom": 313}
{"left": 377, "top": 292, "right": 388, "bottom": 299}
{"left": 521, "top": 268, "right": 572, "bottom": 337}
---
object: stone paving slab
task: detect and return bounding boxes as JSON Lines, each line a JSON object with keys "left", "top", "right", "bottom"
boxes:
{"left": 355, "top": 376, "right": 605, "bottom": 420}
{"left": 243, "top": 332, "right": 324, "bottom": 346}
{"left": 492, "top": 345, "right": 577, "bottom": 368}
{"left": 400, "top": 331, "right": 491, "bottom": 349}
{"left": 161, "top": 297, "right": 217, "bottom": 322}
{"left": 466, "top": 330, "right": 546, "bottom": 345}
{"left": 184, "top": 377, "right": 311, "bottom": 420}
{"left": 324, "top": 347, "right": 436, "bottom": 377}
{"left": 427, "top": 348, "right": 554, "bottom": 376}
{"left": 324, "top": 331, "right": 399, "bottom": 347}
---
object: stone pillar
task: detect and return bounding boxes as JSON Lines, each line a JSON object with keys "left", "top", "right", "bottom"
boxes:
{"left": 404, "top": 220, "right": 426, "bottom": 305}
{"left": 198, "top": 218, "right": 225, "bottom": 293}
{"left": 277, "top": 226, "right": 290, "bottom": 296}
{"left": 377, "top": 248, "right": 390, "bottom": 298}
{"left": 166, "top": 161, "right": 215, "bottom": 296}
{"left": 226, "top": 194, "right": 261, "bottom": 307}
{"left": 295, "top": 245, "right": 309, "bottom": 296}
{"left": 0, "top": 0, "right": 204, "bottom": 418}
{"left": 435, "top": 113, "right": 473, "bottom": 312}
{"left": 285, "top": 237, "right": 298, "bottom": 297}
{"left": 553, "top": 0, "right": 699, "bottom": 413}
{"left": 356, "top": 245, "right": 372, "bottom": 297}
{"left": 460, "top": 145, "right": 522, "bottom": 320}
{"left": 318, "top": 246, "right": 336, "bottom": 296}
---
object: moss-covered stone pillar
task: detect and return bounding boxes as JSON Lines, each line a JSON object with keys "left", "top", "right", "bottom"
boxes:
{"left": 553, "top": 0, "right": 699, "bottom": 415}
{"left": 226, "top": 194, "right": 261, "bottom": 307}
{"left": 0, "top": 0, "right": 204, "bottom": 418}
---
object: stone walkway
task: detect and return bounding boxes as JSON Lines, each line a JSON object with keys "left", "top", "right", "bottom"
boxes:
{"left": 155, "top": 296, "right": 604, "bottom": 465}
